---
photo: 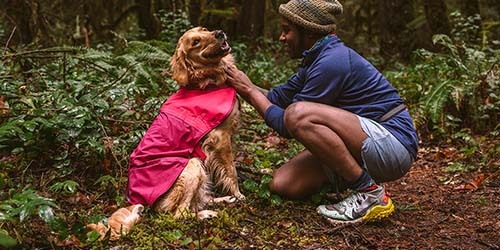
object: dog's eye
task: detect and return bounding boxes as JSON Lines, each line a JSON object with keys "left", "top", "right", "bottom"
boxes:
{"left": 192, "top": 39, "right": 200, "bottom": 46}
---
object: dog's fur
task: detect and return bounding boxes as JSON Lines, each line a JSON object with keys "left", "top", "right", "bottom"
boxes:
{"left": 88, "top": 27, "right": 244, "bottom": 240}
{"left": 87, "top": 204, "right": 144, "bottom": 241}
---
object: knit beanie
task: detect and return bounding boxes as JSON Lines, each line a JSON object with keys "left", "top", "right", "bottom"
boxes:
{"left": 279, "top": 0, "right": 343, "bottom": 34}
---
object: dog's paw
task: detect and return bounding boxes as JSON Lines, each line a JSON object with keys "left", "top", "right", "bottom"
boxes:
{"left": 234, "top": 193, "right": 246, "bottom": 201}
{"left": 212, "top": 196, "right": 236, "bottom": 203}
{"left": 212, "top": 194, "right": 245, "bottom": 203}
{"left": 197, "top": 210, "right": 218, "bottom": 219}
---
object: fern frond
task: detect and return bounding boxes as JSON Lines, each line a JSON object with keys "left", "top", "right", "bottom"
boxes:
{"left": 423, "top": 79, "right": 452, "bottom": 123}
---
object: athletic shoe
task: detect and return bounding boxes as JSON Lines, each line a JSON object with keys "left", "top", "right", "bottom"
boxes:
{"left": 316, "top": 185, "right": 394, "bottom": 224}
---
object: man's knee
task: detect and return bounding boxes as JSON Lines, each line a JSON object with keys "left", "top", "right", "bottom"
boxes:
{"left": 284, "top": 102, "right": 311, "bottom": 136}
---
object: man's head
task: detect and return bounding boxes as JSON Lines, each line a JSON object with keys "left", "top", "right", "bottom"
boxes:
{"left": 278, "top": 0, "right": 343, "bottom": 59}
{"left": 279, "top": 0, "right": 343, "bottom": 35}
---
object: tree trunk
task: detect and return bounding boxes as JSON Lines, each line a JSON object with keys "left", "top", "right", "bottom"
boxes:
{"left": 423, "top": 0, "right": 450, "bottom": 35}
{"left": 137, "top": 0, "right": 161, "bottom": 39}
{"left": 2, "top": 0, "right": 36, "bottom": 45}
{"left": 377, "top": 0, "right": 416, "bottom": 61}
{"left": 237, "top": 0, "right": 266, "bottom": 38}
{"left": 189, "top": 0, "right": 201, "bottom": 26}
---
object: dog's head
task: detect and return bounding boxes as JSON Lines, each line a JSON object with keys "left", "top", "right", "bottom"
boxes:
{"left": 170, "top": 27, "right": 235, "bottom": 88}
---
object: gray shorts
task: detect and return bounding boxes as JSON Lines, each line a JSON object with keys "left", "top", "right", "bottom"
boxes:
{"left": 326, "top": 116, "right": 414, "bottom": 192}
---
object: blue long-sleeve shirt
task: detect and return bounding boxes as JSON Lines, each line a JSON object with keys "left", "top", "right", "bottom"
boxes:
{"left": 264, "top": 35, "right": 418, "bottom": 159}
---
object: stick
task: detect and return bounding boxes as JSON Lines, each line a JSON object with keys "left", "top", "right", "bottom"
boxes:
{"left": 2, "top": 26, "right": 16, "bottom": 56}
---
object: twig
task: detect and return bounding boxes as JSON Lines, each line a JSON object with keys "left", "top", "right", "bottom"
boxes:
{"left": 96, "top": 116, "right": 124, "bottom": 179}
{"left": 236, "top": 163, "right": 266, "bottom": 176}
{"left": 351, "top": 225, "right": 377, "bottom": 248}
{"left": 73, "top": 56, "right": 111, "bottom": 73}
{"left": 308, "top": 223, "right": 350, "bottom": 235}
{"left": 419, "top": 214, "right": 450, "bottom": 227}
{"left": 8, "top": 55, "right": 67, "bottom": 59}
{"left": 223, "top": 224, "right": 253, "bottom": 244}
{"left": 4, "top": 48, "right": 79, "bottom": 57}
{"left": 101, "top": 117, "right": 150, "bottom": 124}
{"left": 476, "top": 238, "right": 499, "bottom": 249}
{"left": 2, "top": 26, "right": 16, "bottom": 56}
{"left": 63, "top": 52, "right": 67, "bottom": 86}
{"left": 92, "top": 62, "right": 139, "bottom": 99}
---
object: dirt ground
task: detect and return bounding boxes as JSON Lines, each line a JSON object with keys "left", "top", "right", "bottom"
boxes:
{"left": 330, "top": 146, "right": 500, "bottom": 249}
{"left": 119, "top": 141, "right": 498, "bottom": 250}
{"left": 105, "top": 130, "right": 500, "bottom": 250}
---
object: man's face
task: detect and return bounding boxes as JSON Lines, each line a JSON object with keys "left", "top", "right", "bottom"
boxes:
{"left": 279, "top": 17, "right": 304, "bottom": 59}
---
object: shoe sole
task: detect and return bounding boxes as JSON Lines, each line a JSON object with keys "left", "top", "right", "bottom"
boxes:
{"left": 362, "top": 197, "right": 395, "bottom": 222}
{"left": 324, "top": 197, "right": 395, "bottom": 225}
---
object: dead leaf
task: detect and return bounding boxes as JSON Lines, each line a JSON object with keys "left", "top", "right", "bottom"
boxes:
{"left": 68, "top": 192, "right": 91, "bottom": 205}
{"left": 454, "top": 173, "right": 487, "bottom": 191}
{"left": 265, "top": 135, "right": 281, "bottom": 146}
{"left": 0, "top": 95, "right": 8, "bottom": 115}
{"left": 434, "top": 147, "right": 457, "bottom": 161}
{"left": 49, "top": 234, "right": 82, "bottom": 247}
{"left": 277, "top": 221, "right": 293, "bottom": 229}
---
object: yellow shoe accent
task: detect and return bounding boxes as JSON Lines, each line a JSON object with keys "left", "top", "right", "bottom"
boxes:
{"left": 362, "top": 197, "right": 395, "bottom": 222}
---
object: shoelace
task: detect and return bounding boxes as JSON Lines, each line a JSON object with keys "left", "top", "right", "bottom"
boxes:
{"left": 338, "top": 192, "right": 367, "bottom": 209}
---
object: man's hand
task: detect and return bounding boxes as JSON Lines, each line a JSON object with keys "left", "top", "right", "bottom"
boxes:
{"left": 225, "top": 67, "right": 255, "bottom": 98}
{"left": 225, "top": 67, "right": 273, "bottom": 117}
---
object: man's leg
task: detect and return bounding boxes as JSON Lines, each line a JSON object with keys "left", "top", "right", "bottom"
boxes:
{"left": 269, "top": 150, "right": 331, "bottom": 199}
{"left": 283, "top": 101, "right": 367, "bottom": 183}
{"left": 275, "top": 101, "right": 394, "bottom": 224}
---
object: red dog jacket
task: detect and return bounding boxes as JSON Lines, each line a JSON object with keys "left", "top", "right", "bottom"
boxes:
{"left": 127, "top": 86, "right": 237, "bottom": 206}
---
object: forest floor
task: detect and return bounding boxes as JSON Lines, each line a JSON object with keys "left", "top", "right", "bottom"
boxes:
{"left": 114, "top": 134, "right": 500, "bottom": 249}
{"left": 12, "top": 112, "right": 500, "bottom": 249}
{"left": 215, "top": 144, "right": 499, "bottom": 249}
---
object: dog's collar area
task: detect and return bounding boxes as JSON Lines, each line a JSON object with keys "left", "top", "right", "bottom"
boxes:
{"left": 185, "top": 81, "right": 221, "bottom": 90}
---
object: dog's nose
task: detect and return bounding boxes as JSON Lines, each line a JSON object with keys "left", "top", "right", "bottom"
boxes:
{"left": 214, "top": 30, "right": 226, "bottom": 39}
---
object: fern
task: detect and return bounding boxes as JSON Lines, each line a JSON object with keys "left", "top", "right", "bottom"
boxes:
{"left": 388, "top": 31, "right": 499, "bottom": 138}
{"left": 423, "top": 79, "right": 452, "bottom": 123}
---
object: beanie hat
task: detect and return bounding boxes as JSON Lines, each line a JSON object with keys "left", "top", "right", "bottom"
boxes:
{"left": 279, "top": 0, "right": 343, "bottom": 34}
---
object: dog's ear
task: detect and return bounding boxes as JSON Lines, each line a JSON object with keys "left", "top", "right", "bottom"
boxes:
{"left": 170, "top": 42, "right": 190, "bottom": 86}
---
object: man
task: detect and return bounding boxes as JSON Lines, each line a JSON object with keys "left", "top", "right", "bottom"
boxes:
{"left": 226, "top": 0, "right": 418, "bottom": 224}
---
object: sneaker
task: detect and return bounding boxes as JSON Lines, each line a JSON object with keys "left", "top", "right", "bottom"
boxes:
{"left": 316, "top": 185, "right": 394, "bottom": 224}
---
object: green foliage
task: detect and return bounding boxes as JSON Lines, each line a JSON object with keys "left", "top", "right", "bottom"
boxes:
{"left": 0, "top": 229, "right": 17, "bottom": 249}
{"left": 242, "top": 176, "right": 282, "bottom": 205}
{"left": 231, "top": 38, "right": 296, "bottom": 89}
{"left": 386, "top": 12, "right": 499, "bottom": 139}
{"left": 0, "top": 188, "right": 57, "bottom": 222}
{"left": 1, "top": 7, "right": 497, "bottom": 247}
{"left": 444, "top": 162, "right": 477, "bottom": 173}
{"left": 157, "top": 10, "right": 193, "bottom": 52}
{"left": 0, "top": 41, "right": 173, "bottom": 182}
{"left": 49, "top": 180, "right": 79, "bottom": 195}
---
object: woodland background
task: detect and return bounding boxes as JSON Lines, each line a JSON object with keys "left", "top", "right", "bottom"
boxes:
{"left": 0, "top": 0, "right": 499, "bottom": 249}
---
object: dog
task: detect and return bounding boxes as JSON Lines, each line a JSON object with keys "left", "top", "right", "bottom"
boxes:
{"left": 88, "top": 27, "right": 244, "bottom": 240}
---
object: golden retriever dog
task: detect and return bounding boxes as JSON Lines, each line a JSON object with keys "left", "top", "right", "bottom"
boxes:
{"left": 88, "top": 27, "right": 244, "bottom": 241}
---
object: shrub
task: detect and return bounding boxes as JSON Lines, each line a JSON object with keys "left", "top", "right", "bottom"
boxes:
{"left": 386, "top": 12, "right": 499, "bottom": 139}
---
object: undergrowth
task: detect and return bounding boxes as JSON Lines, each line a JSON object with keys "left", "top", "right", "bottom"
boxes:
{"left": 387, "top": 12, "right": 499, "bottom": 140}
{"left": 0, "top": 11, "right": 498, "bottom": 249}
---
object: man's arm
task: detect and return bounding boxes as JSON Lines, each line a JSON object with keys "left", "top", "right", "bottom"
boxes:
{"left": 226, "top": 67, "right": 291, "bottom": 138}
